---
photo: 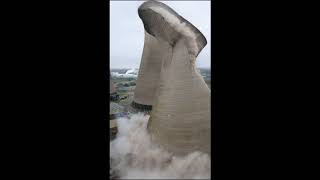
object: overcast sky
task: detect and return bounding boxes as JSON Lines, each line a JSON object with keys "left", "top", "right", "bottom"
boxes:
{"left": 110, "top": 1, "right": 211, "bottom": 69}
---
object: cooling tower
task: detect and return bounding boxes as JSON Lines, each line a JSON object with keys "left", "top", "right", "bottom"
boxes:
{"left": 137, "top": 0, "right": 211, "bottom": 156}
{"left": 132, "top": 32, "right": 170, "bottom": 111}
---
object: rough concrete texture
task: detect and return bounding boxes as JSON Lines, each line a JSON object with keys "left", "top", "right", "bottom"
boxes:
{"left": 135, "top": 0, "right": 211, "bottom": 156}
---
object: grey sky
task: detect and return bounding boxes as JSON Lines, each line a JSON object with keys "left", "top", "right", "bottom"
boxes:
{"left": 110, "top": 1, "right": 211, "bottom": 69}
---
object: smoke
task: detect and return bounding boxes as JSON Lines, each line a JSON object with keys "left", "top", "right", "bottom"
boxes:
{"left": 111, "top": 73, "right": 137, "bottom": 78}
{"left": 111, "top": 69, "right": 138, "bottom": 79}
{"left": 111, "top": 72, "right": 138, "bottom": 79}
{"left": 125, "top": 68, "right": 139, "bottom": 75}
{"left": 110, "top": 113, "right": 211, "bottom": 179}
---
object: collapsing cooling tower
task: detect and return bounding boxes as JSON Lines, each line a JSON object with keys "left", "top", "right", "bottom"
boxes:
{"left": 132, "top": 30, "right": 171, "bottom": 111}
{"left": 136, "top": 0, "right": 211, "bottom": 156}
{"left": 131, "top": 31, "right": 167, "bottom": 111}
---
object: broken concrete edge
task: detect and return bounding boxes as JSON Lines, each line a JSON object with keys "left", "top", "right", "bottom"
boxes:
{"left": 138, "top": 0, "right": 207, "bottom": 57}
{"left": 131, "top": 101, "right": 152, "bottom": 112}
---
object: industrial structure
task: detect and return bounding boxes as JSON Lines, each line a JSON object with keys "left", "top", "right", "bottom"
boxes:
{"left": 131, "top": 31, "right": 166, "bottom": 111}
{"left": 132, "top": 0, "right": 211, "bottom": 156}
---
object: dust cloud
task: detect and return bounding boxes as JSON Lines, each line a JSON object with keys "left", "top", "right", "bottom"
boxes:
{"left": 110, "top": 113, "right": 211, "bottom": 179}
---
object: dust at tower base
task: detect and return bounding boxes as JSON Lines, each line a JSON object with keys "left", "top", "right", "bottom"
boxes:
{"left": 133, "top": 0, "right": 211, "bottom": 156}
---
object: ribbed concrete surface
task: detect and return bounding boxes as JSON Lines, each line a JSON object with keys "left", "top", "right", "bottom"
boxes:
{"left": 137, "top": 0, "right": 211, "bottom": 156}
{"left": 149, "top": 39, "right": 211, "bottom": 156}
{"left": 133, "top": 31, "right": 170, "bottom": 106}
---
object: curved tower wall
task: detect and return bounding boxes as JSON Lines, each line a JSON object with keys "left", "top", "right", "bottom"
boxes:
{"left": 149, "top": 39, "right": 211, "bottom": 155}
{"left": 136, "top": 0, "right": 211, "bottom": 155}
{"left": 132, "top": 31, "right": 170, "bottom": 110}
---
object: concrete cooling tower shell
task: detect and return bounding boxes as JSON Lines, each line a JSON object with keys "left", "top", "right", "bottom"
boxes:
{"left": 132, "top": 31, "right": 171, "bottom": 111}
{"left": 137, "top": 0, "right": 211, "bottom": 156}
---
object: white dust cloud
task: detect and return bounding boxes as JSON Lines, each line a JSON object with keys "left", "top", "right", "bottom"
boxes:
{"left": 110, "top": 113, "right": 211, "bottom": 179}
{"left": 111, "top": 68, "right": 138, "bottom": 79}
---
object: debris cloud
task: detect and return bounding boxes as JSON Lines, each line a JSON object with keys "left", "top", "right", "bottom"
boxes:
{"left": 110, "top": 113, "right": 211, "bottom": 179}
